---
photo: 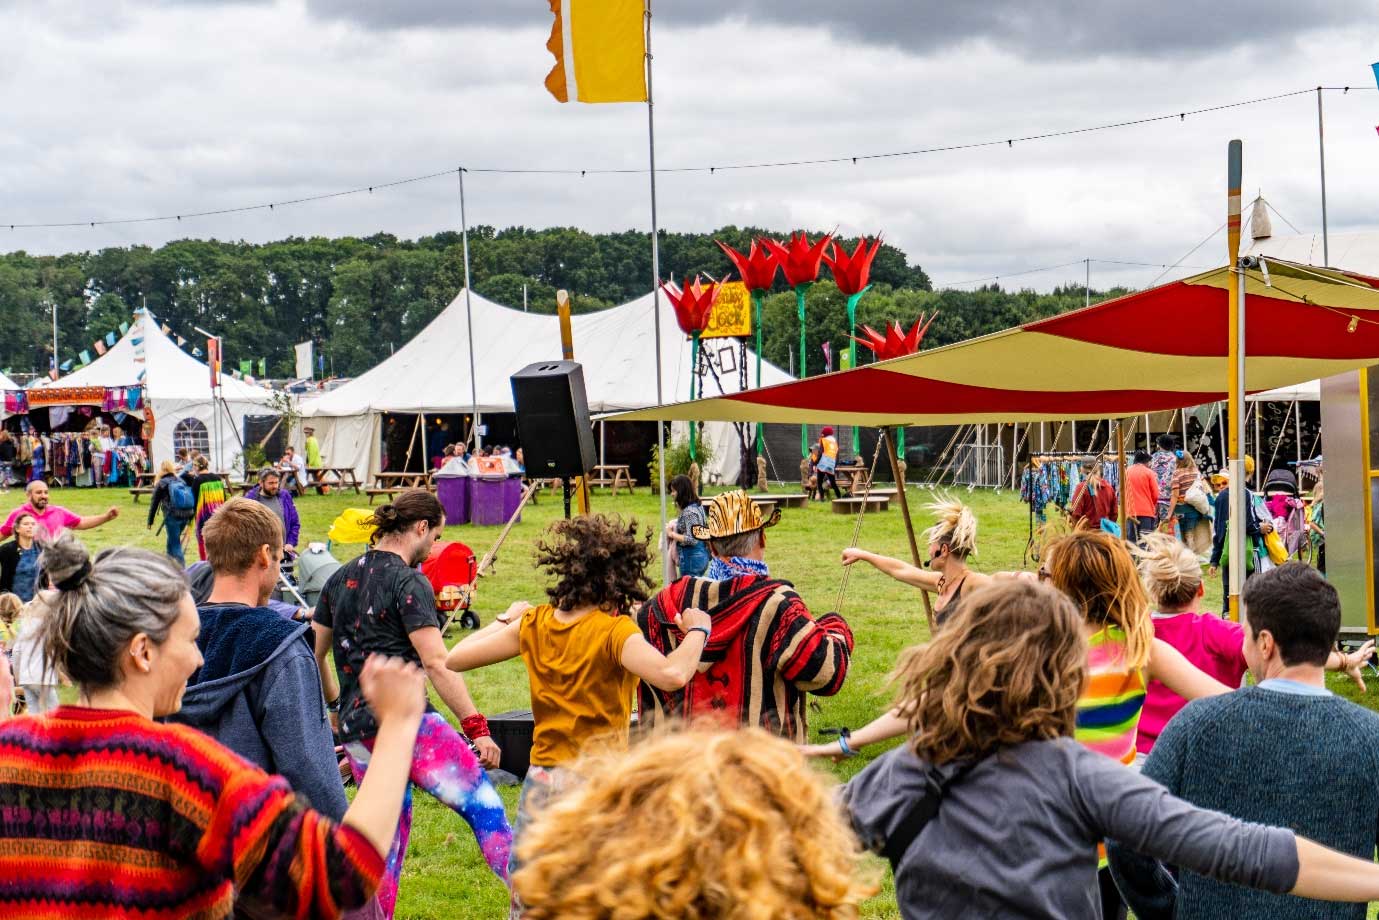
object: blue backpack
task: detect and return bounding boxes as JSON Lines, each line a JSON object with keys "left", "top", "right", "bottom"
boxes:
{"left": 167, "top": 477, "right": 197, "bottom": 520}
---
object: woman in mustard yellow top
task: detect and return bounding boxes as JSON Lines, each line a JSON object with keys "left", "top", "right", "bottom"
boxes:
{"left": 446, "top": 514, "right": 711, "bottom": 891}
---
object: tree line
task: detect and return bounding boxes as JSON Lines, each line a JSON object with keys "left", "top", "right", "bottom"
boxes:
{"left": 0, "top": 227, "right": 1123, "bottom": 381}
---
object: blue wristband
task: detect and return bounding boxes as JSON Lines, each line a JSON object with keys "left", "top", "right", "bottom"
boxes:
{"left": 838, "top": 733, "right": 856, "bottom": 757}
{"left": 687, "top": 625, "right": 712, "bottom": 643}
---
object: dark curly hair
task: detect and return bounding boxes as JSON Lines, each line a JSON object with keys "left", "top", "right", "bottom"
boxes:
{"left": 535, "top": 514, "right": 654, "bottom": 615}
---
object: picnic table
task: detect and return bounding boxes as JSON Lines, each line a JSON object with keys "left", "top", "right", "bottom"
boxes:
{"left": 834, "top": 463, "right": 873, "bottom": 495}
{"left": 307, "top": 466, "right": 362, "bottom": 494}
{"left": 128, "top": 471, "right": 156, "bottom": 502}
{"left": 367, "top": 471, "right": 434, "bottom": 504}
{"left": 587, "top": 464, "right": 636, "bottom": 496}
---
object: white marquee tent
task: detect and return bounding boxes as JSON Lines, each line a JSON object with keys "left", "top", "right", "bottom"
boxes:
{"left": 1241, "top": 213, "right": 1379, "bottom": 405}
{"left": 0, "top": 371, "right": 18, "bottom": 420}
{"left": 39, "top": 311, "right": 274, "bottom": 467}
{"left": 302, "top": 290, "right": 794, "bottom": 484}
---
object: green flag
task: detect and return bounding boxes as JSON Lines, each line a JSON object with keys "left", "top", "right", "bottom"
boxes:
{"left": 258, "top": 358, "right": 267, "bottom": 377}
{"left": 239, "top": 359, "right": 253, "bottom": 375}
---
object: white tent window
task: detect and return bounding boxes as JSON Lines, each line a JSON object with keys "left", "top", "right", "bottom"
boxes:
{"left": 174, "top": 418, "right": 210, "bottom": 456}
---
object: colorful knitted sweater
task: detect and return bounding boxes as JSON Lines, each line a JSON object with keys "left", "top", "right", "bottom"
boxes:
{"left": 0, "top": 706, "right": 383, "bottom": 919}
{"left": 635, "top": 573, "right": 854, "bottom": 742}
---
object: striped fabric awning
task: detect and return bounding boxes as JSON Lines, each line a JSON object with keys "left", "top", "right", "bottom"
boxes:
{"left": 608, "top": 259, "right": 1379, "bottom": 425}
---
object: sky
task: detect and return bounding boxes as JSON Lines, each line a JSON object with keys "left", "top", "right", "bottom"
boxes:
{"left": 2, "top": 0, "right": 1378, "bottom": 292}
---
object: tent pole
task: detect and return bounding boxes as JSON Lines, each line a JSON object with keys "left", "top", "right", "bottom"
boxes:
{"left": 458, "top": 167, "right": 482, "bottom": 450}
{"left": 1294, "top": 400, "right": 1303, "bottom": 467}
{"left": 401, "top": 412, "right": 424, "bottom": 474}
{"left": 1117, "top": 419, "right": 1127, "bottom": 534}
{"left": 644, "top": 0, "right": 670, "bottom": 582}
{"left": 1254, "top": 401, "right": 1262, "bottom": 479}
{"left": 1227, "top": 138, "right": 1246, "bottom": 622}
{"left": 885, "top": 427, "right": 933, "bottom": 630}
{"left": 1317, "top": 87, "right": 1330, "bottom": 267}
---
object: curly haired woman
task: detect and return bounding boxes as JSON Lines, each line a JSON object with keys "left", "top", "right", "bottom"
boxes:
{"left": 446, "top": 513, "right": 711, "bottom": 911}
{"left": 843, "top": 579, "right": 1379, "bottom": 919}
{"left": 513, "top": 728, "right": 875, "bottom": 920}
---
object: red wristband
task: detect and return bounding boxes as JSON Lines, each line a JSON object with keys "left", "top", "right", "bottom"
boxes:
{"left": 461, "top": 714, "right": 490, "bottom": 739}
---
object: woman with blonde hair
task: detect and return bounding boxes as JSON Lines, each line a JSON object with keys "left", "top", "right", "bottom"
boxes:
{"left": 843, "top": 578, "right": 1379, "bottom": 919}
{"left": 841, "top": 499, "right": 987, "bottom": 624}
{"left": 1166, "top": 450, "right": 1211, "bottom": 553}
{"left": 512, "top": 728, "right": 875, "bottom": 920}
{"left": 1134, "top": 531, "right": 1369, "bottom": 757}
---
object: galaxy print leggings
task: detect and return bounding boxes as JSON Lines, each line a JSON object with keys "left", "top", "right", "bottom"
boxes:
{"left": 346, "top": 712, "right": 512, "bottom": 917}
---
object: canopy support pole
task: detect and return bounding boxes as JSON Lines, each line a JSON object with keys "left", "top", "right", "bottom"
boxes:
{"left": 1117, "top": 419, "right": 1127, "bottom": 534}
{"left": 1227, "top": 138, "right": 1246, "bottom": 622}
{"left": 885, "top": 427, "right": 933, "bottom": 630}
{"left": 644, "top": 0, "right": 670, "bottom": 582}
{"left": 458, "top": 167, "right": 481, "bottom": 451}
{"left": 1295, "top": 400, "right": 1303, "bottom": 467}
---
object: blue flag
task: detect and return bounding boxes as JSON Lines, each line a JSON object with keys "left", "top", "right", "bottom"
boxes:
{"left": 1372, "top": 61, "right": 1379, "bottom": 89}
{"left": 60, "top": 360, "right": 73, "bottom": 372}
{"left": 119, "top": 321, "right": 129, "bottom": 335}
{"left": 79, "top": 350, "right": 91, "bottom": 365}
{"left": 105, "top": 332, "right": 116, "bottom": 347}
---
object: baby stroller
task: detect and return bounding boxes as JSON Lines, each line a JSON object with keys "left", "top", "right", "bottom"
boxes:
{"left": 297, "top": 544, "right": 343, "bottom": 608}
{"left": 1262, "top": 468, "right": 1309, "bottom": 562}
{"left": 421, "top": 540, "right": 481, "bottom": 633}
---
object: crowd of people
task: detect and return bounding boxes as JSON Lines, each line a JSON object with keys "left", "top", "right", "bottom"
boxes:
{"left": 0, "top": 443, "right": 1370, "bottom": 919}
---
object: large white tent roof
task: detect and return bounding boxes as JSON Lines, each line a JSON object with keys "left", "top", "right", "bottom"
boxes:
{"left": 46, "top": 313, "right": 272, "bottom": 403}
{"left": 0, "top": 371, "right": 17, "bottom": 391}
{"left": 304, "top": 289, "right": 794, "bottom": 417}
{"left": 1241, "top": 223, "right": 1379, "bottom": 405}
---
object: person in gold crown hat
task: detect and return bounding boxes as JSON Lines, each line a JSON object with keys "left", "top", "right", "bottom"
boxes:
{"left": 633, "top": 490, "right": 854, "bottom": 742}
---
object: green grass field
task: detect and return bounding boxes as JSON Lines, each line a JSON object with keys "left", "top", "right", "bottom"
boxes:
{"left": 11, "top": 481, "right": 1371, "bottom": 919}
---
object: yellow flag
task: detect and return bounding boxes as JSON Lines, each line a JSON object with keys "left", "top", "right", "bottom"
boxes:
{"left": 544, "top": 0, "right": 647, "bottom": 103}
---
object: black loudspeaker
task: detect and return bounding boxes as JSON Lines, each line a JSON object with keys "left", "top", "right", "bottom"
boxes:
{"left": 489, "top": 709, "right": 535, "bottom": 780}
{"left": 511, "top": 361, "right": 597, "bottom": 478}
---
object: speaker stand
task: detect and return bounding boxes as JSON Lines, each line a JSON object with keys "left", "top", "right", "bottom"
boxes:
{"left": 562, "top": 479, "right": 573, "bottom": 519}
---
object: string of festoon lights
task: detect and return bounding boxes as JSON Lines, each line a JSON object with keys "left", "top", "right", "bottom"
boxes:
{"left": 2, "top": 85, "right": 1372, "bottom": 231}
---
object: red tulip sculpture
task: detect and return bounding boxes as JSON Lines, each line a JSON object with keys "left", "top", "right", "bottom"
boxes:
{"left": 851, "top": 312, "right": 938, "bottom": 362}
{"left": 762, "top": 232, "right": 832, "bottom": 455}
{"left": 716, "top": 239, "right": 779, "bottom": 453}
{"left": 661, "top": 275, "right": 723, "bottom": 459}
{"left": 825, "top": 235, "right": 884, "bottom": 452}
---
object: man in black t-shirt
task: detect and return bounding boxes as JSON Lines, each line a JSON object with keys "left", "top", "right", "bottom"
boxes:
{"left": 313, "top": 491, "right": 512, "bottom": 910}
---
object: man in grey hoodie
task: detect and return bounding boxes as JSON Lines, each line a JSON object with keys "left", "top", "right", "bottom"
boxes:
{"left": 169, "top": 497, "right": 346, "bottom": 818}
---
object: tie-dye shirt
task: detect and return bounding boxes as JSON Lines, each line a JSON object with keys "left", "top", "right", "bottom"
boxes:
{"left": 1075, "top": 625, "right": 1146, "bottom": 766}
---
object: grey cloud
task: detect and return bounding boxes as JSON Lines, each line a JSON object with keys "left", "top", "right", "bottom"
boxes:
{"left": 296, "top": 0, "right": 1370, "bottom": 58}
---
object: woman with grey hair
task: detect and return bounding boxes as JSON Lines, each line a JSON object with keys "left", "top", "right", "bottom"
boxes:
{"left": 0, "top": 534, "right": 424, "bottom": 918}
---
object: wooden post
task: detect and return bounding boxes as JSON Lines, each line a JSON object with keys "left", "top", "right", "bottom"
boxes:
{"left": 1116, "top": 419, "right": 1127, "bottom": 534}
{"left": 885, "top": 427, "right": 934, "bottom": 629}
{"left": 557, "top": 289, "right": 590, "bottom": 514}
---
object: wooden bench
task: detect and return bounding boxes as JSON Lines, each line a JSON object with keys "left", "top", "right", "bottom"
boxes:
{"left": 307, "top": 467, "right": 362, "bottom": 495}
{"left": 752, "top": 499, "right": 778, "bottom": 518}
{"left": 128, "top": 472, "right": 156, "bottom": 503}
{"left": 587, "top": 464, "right": 635, "bottom": 496}
{"left": 754, "top": 492, "right": 807, "bottom": 509}
{"left": 367, "top": 472, "right": 433, "bottom": 504}
{"left": 832, "top": 495, "right": 889, "bottom": 514}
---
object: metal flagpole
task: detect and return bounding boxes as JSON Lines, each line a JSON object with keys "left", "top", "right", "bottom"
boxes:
{"left": 1317, "top": 87, "right": 1330, "bottom": 267}
{"left": 1226, "top": 139, "right": 1246, "bottom": 622}
{"left": 50, "top": 301, "right": 58, "bottom": 380}
{"left": 458, "top": 168, "right": 482, "bottom": 450}
{"left": 1085, "top": 258, "right": 1090, "bottom": 309}
{"left": 645, "top": 0, "right": 670, "bottom": 582}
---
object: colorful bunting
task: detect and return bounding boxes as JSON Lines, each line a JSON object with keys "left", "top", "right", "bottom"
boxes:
{"left": 79, "top": 350, "right": 91, "bottom": 366}
{"left": 104, "top": 332, "right": 116, "bottom": 347}
{"left": 93, "top": 340, "right": 107, "bottom": 356}
{"left": 118, "top": 322, "right": 129, "bottom": 335}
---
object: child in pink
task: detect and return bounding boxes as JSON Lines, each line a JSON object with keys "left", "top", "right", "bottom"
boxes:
{"left": 1135, "top": 533, "right": 1247, "bottom": 755}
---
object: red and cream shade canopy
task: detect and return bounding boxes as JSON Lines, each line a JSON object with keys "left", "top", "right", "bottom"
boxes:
{"left": 609, "top": 259, "right": 1379, "bottom": 426}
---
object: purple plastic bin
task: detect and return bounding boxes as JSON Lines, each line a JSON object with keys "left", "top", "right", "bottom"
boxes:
{"left": 470, "top": 478, "right": 507, "bottom": 526}
{"left": 435, "top": 476, "right": 469, "bottom": 526}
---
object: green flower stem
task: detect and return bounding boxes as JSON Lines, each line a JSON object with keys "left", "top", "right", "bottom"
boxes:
{"left": 689, "top": 331, "right": 700, "bottom": 461}
{"left": 752, "top": 290, "right": 765, "bottom": 453}
{"left": 796, "top": 284, "right": 812, "bottom": 457}
{"left": 845, "top": 289, "right": 868, "bottom": 454}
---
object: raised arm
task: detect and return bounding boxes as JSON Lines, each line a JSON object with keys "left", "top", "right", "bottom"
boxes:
{"left": 75, "top": 507, "right": 119, "bottom": 530}
{"left": 446, "top": 618, "right": 522, "bottom": 672}
{"left": 619, "top": 609, "right": 711, "bottom": 691}
{"left": 841, "top": 548, "right": 939, "bottom": 591}
{"left": 1147, "top": 637, "right": 1232, "bottom": 699}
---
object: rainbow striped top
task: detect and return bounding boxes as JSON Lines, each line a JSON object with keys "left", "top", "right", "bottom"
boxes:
{"left": 1075, "top": 625, "right": 1146, "bottom": 765}
{"left": 0, "top": 706, "right": 383, "bottom": 919}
